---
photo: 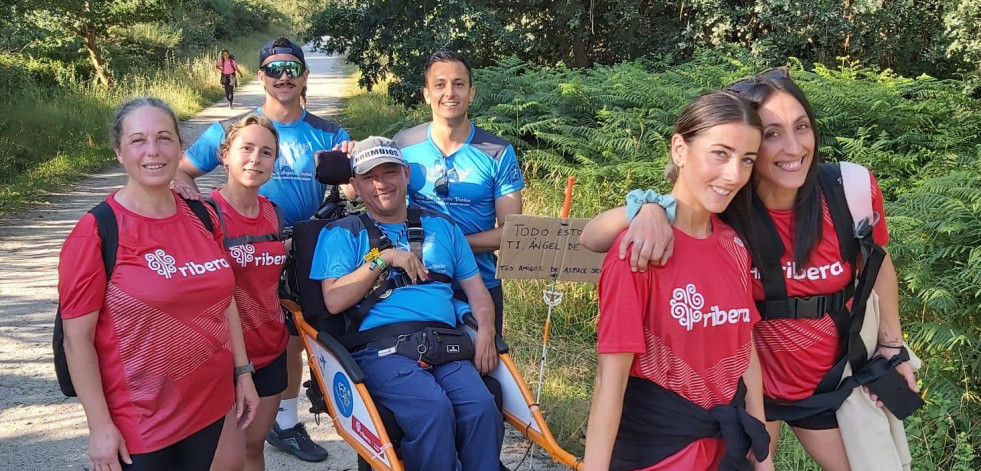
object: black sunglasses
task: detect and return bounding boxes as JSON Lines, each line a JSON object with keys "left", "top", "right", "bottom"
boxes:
{"left": 727, "top": 66, "right": 790, "bottom": 93}
{"left": 434, "top": 157, "right": 450, "bottom": 197}
{"left": 261, "top": 60, "right": 306, "bottom": 80}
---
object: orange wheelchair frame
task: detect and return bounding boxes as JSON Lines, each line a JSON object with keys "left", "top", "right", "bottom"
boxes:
{"left": 281, "top": 299, "right": 584, "bottom": 471}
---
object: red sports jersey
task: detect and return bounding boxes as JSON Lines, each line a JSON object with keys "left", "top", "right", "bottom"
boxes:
{"left": 598, "top": 217, "right": 759, "bottom": 471}
{"left": 210, "top": 191, "right": 288, "bottom": 369}
{"left": 58, "top": 192, "right": 236, "bottom": 454}
{"left": 752, "top": 171, "right": 890, "bottom": 401}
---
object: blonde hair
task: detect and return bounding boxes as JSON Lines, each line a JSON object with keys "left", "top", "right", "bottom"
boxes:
{"left": 217, "top": 114, "right": 280, "bottom": 166}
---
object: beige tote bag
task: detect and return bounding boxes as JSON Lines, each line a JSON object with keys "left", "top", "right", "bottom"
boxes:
{"left": 836, "top": 290, "right": 922, "bottom": 471}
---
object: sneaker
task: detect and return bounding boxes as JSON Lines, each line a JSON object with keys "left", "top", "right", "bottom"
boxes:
{"left": 266, "top": 422, "right": 329, "bottom": 462}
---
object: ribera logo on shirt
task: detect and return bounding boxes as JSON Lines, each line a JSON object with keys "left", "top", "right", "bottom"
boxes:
{"left": 145, "top": 249, "right": 231, "bottom": 279}
{"left": 749, "top": 260, "right": 845, "bottom": 281}
{"left": 229, "top": 244, "right": 287, "bottom": 268}
{"left": 670, "top": 283, "right": 751, "bottom": 331}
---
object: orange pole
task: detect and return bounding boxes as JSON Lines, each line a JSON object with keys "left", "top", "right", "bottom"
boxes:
{"left": 560, "top": 176, "right": 575, "bottom": 218}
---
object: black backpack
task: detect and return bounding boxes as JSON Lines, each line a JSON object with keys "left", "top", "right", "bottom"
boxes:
{"left": 53, "top": 198, "right": 214, "bottom": 397}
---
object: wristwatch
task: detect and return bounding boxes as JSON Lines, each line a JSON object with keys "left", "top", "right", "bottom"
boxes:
{"left": 234, "top": 361, "right": 255, "bottom": 377}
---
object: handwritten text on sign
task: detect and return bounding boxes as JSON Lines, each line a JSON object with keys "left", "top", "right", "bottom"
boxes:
{"left": 496, "top": 214, "right": 605, "bottom": 283}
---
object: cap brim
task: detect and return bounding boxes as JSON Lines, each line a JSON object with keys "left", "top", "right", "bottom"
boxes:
{"left": 353, "top": 157, "right": 408, "bottom": 175}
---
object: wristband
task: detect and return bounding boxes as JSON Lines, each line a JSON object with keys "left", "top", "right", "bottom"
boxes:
{"left": 625, "top": 189, "right": 677, "bottom": 224}
{"left": 234, "top": 362, "right": 254, "bottom": 377}
{"left": 365, "top": 248, "right": 387, "bottom": 271}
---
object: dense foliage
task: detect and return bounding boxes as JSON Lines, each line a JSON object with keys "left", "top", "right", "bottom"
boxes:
{"left": 367, "top": 50, "right": 981, "bottom": 466}
{"left": 0, "top": 1, "right": 283, "bottom": 214}
{"left": 1, "top": 0, "right": 273, "bottom": 89}
{"left": 307, "top": 0, "right": 981, "bottom": 104}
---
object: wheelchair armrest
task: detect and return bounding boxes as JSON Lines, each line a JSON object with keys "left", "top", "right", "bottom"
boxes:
{"left": 462, "top": 313, "right": 509, "bottom": 354}
{"left": 316, "top": 330, "right": 367, "bottom": 384}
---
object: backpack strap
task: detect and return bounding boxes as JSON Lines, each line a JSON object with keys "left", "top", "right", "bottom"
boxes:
{"left": 55, "top": 200, "right": 119, "bottom": 397}
{"left": 184, "top": 198, "right": 215, "bottom": 234}
{"left": 839, "top": 162, "right": 874, "bottom": 228}
{"left": 817, "top": 164, "right": 859, "bottom": 269}
{"left": 204, "top": 196, "right": 284, "bottom": 247}
{"left": 407, "top": 207, "right": 425, "bottom": 261}
{"left": 358, "top": 212, "right": 393, "bottom": 251}
{"left": 749, "top": 195, "right": 791, "bottom": 315}
{"left": 88, "top": 201, "right": 119, "bottom": 277}
{"left": 839, "top": 161, "right": 879, "bottom": 264}
{"left": 271, "top": 201, "right": 286, "bottom": 238}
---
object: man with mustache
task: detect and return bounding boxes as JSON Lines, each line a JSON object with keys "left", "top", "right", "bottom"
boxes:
{"left": 175, "top": 37, "right": 348, "bottom": 463}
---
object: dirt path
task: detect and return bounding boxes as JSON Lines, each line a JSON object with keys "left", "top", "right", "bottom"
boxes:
{"left": 0, "top": 48, "right": 564, "bottom": 470}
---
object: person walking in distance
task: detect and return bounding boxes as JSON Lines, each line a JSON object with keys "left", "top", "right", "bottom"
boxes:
{"left": 217, "top": 49, "right": 244, "bottom": 109}
{"left": 175, "top": 37, "right": 354, "bottom": 463}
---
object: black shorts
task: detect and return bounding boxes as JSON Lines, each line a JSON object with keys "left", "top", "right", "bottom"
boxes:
{"left": 783, "top": 408, "right": 839, "bottom": 430}
{"left": 283, "top": 304, "right": 298, "bottom": 336}
{"left": 254, "top": 350, "right": 288, "bottom": 397}
{"left": 123, "top": 417, "right": 224, "bottom": 471}
{"left": 453, "top": 284, "right": 504, "bottom": 335}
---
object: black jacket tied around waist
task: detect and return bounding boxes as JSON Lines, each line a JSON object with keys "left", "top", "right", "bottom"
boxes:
{"left": 610, "top": 376, "right": 770, "bottom": 471}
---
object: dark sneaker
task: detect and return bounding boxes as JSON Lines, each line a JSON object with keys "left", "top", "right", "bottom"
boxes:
{"left": 266, "top": 422, "right": 329, "bottom": 462}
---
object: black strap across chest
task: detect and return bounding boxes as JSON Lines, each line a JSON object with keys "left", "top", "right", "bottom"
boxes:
{"left": 753, "top": 164, "right": 866, "bottom": 322}
{"left": 339, "top": 207, "right": 453, "bottom": 349}
{"left": 205, "top": 197, "right": 285, "bottom": 248}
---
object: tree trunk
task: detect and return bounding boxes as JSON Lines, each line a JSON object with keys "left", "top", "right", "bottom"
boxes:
{"left": 82, "top": 25, "right": 111, "bottom": 88}
{"left": 571, "top": 37, "right": 591, "bottom": 68}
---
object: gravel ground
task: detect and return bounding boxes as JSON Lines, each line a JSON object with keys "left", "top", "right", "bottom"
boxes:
{"left": 0, "top": 47, "right": 567, "bottom": 471}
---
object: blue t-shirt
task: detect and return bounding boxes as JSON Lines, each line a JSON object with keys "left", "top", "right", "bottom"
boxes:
{"left": 184, "top": 109, "right": 350, "bottom": 226}
{"left": 394, "top": 122, "right": 525, "bottom": 288}
{"left": 309, "top": 210, "right": 480, "bottom": 331}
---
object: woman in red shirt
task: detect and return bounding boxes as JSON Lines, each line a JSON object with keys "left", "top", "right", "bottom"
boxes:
{"left": 208, "top": 114, "right": 291, "bottom": 470}
{"left": 58, "top": 97, "right": 259, "bottom": 471}
{"left": 583, "top": 91, "right": 773, "bottom": 471}
{"left": 581, "top": 71, "right": 916, "bottom": 470}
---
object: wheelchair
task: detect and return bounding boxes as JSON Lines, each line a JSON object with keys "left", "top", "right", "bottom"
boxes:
{"left": 280, "top": 214, "right": 584, "bottom": 471}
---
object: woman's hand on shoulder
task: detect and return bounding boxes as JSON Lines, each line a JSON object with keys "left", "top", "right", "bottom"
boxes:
{"left": 618, "top": 203, "right": 674, "bottom": 272}
{"left": 88, "top": 421, "right": 131, "bottom": 471}
{"left": 170, "top": 181, "right": 203, "bottom": 200}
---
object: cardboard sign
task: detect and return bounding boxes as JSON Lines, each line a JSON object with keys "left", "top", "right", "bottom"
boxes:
{"left": 496, "top": 214, "right": 606, "bottom": 283}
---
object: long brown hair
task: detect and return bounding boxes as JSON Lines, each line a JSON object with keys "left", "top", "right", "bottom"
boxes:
{"left": 670, "top": 92, "right": 762, "bottom": 256}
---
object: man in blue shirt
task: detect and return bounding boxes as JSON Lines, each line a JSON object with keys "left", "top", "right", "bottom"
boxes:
{"left": 394, "top": 50, "right": 524, "bottom": 335}
{"left": 310, "top": 137, "right": 503, "bottom": 470}
{"left": 174, "top": 37, "right": 346, "bottom": 463}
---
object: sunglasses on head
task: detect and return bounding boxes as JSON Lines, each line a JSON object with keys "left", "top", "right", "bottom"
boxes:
{"left": 727, "top": 66, "right": 790, "bottom": 93}
{"left": 261, "top": 60, "right": 306, "bottom": 80}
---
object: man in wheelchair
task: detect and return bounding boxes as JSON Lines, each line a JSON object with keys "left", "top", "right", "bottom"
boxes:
{"left": 309, "top": 136, "right": 504, "bottom": 470}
